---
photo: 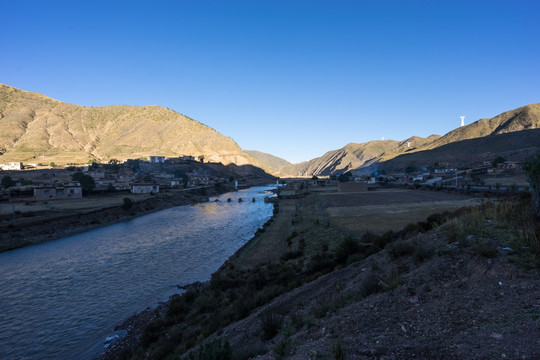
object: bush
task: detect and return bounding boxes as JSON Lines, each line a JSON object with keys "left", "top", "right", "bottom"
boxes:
{"left": 380, "top": 267, "right": 400, "bottom": 290}
{"left": 122, "top": 197, "right": 133, "bottom": 210}
{"left": 186, "top": 338, "right": 232, "bottom": 360}
{"left": 388, "top": 240, "right": 415, "bottom": 259}
{"left": 259, "top": 308, "right": 283, "bottom": 340}
{"left": 1, "top": 175, "right": 15, "bottom": 188}
{"left": 359, "top": 272, "right": 382, "bottom": 298}
{"left": 72, "top": 171, "right": 95, "bottom": 192}
{"left": 335, "top": 236, "right": 361, "bottom": 263}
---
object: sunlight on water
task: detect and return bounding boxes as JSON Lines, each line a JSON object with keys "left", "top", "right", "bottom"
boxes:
{"left": 0, "top": 186, "right": 275, "bottom": 360}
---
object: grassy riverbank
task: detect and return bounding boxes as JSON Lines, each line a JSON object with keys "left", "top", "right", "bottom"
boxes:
{"left": 99, "top": 186, "right": 540, "bottom": 359}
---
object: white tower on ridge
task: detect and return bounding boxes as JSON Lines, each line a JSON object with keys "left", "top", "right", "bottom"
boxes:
{"left": 460, "top": 116, "right": 465, "bottom": 127}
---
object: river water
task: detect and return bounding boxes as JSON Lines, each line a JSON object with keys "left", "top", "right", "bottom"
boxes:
{"left": 0, "top": 186, "right": 275, "bottom": 360}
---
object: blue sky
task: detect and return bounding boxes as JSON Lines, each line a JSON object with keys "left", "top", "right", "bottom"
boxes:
{"left": 2, "top": 1, "right": 539, "bottom": 163}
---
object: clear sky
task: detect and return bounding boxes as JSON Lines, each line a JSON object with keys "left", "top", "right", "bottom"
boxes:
{"left": 2, "top": 0, "right": 539, "bottom": 163}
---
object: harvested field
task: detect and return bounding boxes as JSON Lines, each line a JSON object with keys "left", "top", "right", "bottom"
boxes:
{"left": 323, "top": 188, "right": 481, "bottom": 234}
{"left": 323, "top": 188, "right": 471, "bottom": 207}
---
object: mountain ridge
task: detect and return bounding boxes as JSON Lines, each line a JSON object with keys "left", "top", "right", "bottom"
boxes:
{"left": 279, "top": 103, "right": 540, "bottom": 176}
{"left": 0, "top": 83, "right": 271, "bottom": 172}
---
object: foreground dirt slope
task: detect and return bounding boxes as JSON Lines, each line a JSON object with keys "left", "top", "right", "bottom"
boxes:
{"left": 207, "top": 233, "right": 539, "bottom": 359}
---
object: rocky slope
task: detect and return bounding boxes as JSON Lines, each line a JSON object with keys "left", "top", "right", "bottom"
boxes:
{"left": 420, "top": 103, "right": 540, "bottom": 151}
{"left": 280, "top": 103, "right": 540, "bottom": 176}
{"left": 245, "top": 150, "right": 291, "bottom": 175}
{"left": 0, "top": 84, "right": 267, "bottom": 170}
{"left": 281, "top": 135, "right": 439, "bottom": 176}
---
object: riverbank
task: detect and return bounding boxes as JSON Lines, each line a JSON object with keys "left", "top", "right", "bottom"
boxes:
{"left": 0, "top": 186, "right": 230, "bottom": 253}
{"left": 98, "top": 187, "right": 539, "bottom": 359}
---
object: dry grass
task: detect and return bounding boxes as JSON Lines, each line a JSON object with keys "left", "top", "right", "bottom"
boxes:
{"left": 324, "top": 189, "right": 480, "bottom": 234}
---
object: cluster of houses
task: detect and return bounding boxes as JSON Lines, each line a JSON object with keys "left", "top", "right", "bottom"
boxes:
{"left": 0, "top": 155, "right": 228, "bottom": 203}
{"left": 377, "top": 160, "right": 522, "bottom": 187}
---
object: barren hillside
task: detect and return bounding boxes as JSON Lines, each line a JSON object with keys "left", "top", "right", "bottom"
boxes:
{"left": 280, "top": 103, "right": 540, "bottom": 176}
{"left": 0, "top": 84, "right": 266, "bottom": 169}
{"left": 281, "top": 136, "right": 438, "bottom": 177}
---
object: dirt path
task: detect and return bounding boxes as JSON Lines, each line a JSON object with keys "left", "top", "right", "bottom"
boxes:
{"left": 231, "top": 199, "right": 297, "bottom": 268}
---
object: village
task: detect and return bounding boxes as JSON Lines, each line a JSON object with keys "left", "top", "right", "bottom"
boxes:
{"left": 0, "top": 155, "right": 244, "bottom": 203}
{"left": 0, "top": 155, "right": 527, "bottom": 204}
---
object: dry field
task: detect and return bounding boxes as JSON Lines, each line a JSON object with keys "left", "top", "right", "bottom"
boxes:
{"left": 323, "top": 188, "right": 481, "bottom": 234}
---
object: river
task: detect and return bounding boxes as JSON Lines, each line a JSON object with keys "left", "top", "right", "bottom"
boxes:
{"left": 0, "top": 186, "right": 275, "bottom": 360}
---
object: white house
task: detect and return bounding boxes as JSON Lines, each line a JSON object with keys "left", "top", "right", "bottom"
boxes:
{"left": 0, "top": 162, "right": 24, "bottom": 170}
{"left": 131, "top": 183, "right": 159, "bottom": 194}
{"left": 33, "top": 184, "right": 83, "bottom": 201}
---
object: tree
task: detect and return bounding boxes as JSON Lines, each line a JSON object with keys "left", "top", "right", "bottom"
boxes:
{"left": 522, "top": 151, "right": 540, "bottom": 218}
{"left": 1, "top": 175, "right": 15, "bottom": 188}
{"left": 492, "top": 156, "right": 506, "bottom": 168}
{"left": 49, "top": 162, "right": 56, "bottom": 168}
{"left": 198, "top": 155, "right": 205, "bottom": 163}
{"left": 71, "top": 171, "right": 96, "bottom": 193}
{"left": 311, "top": 175, "right": 319, "bottom": 180}
{"left": 405, "top": 165, "right": 417, "bottom": 174}
{"left": 122, "top": 197, "right": 133, "bottom": 210}
{"left": 338, "top": 172, "right": 352, "bottom": 182}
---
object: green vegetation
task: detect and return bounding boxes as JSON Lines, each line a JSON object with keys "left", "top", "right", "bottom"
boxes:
{"left": 492, "top": 156, "right": 506, "bottom": 168}
{"left": 337, "top": 171, "right": 352, "bottom": 182}
{"left": 122, "top": 197, "right": 133, "bottom": 210}
{"left": 71, "top": 171, "right": 96, "bottom": 193}
{"left": 1, "top": 175, "right": 15, "bottom": 188}
{"left": 522, "top": 151, "right": 540, "bottom": 218}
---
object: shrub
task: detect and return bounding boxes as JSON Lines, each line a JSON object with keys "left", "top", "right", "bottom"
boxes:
{"left": 359, "top": 272, "right": 382, "bottom": 298}
{"left": 259, "top": 308, "right": 283, "bottom": 340}
{"left": 496, "top": 199, "right": 539, "bottom": 254}
{"left": 280, "top": 250, "right": 303, "bottom": 261}
{"left": 380, "top": 267, "right": 400, "bottom": 290}
{"left": 309, "top": 252, "right": 335, "bottom": 273}
{"left": 331, "top": 337, "right": 345, "bottom": 360}
{"left": 388, "top": 240, "right": 415, "bottom": 259}
{"left": 122, "top": 197, "right": 133, "bottom": 210}
{"left": 414, "top": 243, "right": 434, "bottom": 263}
{"left": 1, "top": 175, "right": 15, "bottom": 188}
{"left": 187, "top": 338, "right": 232, "bottom": 360}
{"left": 336, "top": 236, "right": 361, "bottom": 263}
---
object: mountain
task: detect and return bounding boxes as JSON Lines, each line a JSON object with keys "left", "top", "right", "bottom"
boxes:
{"left": 0, "top": 84, "right": 268, "bottom": 170}
{"left": 281, "top": 135, "right": 439, "bottom": 177}
{"left": 281, "top": 103, "right": 540, "bottom": 176}
{"left": 376, "top": 128, "right": 540, "bottom": 172}
{"left": 414, "top": 103, "right": 540, "bottom": 152}
{"left": 374, "top": 103, "right": 540, "bottom": 171}
{"left": 244, "top": 150, "right": 291, "bottom": 175}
